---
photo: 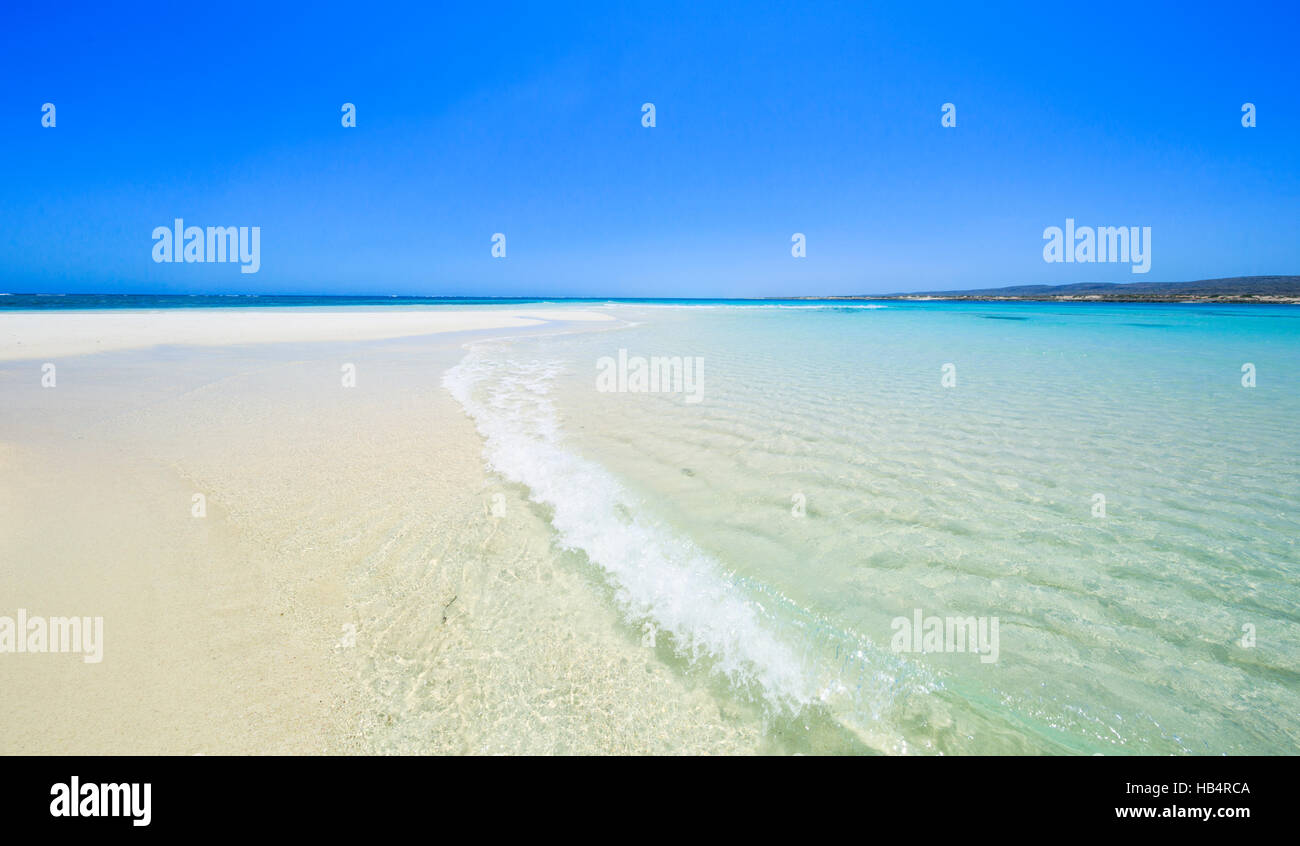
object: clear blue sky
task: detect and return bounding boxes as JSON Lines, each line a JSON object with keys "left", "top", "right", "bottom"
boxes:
{"left": 1, "top": 1, "right": 1297, "bottom": 296}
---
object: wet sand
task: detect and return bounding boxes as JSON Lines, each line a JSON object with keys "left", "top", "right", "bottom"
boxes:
{"left": 0, "top": 309, "right": 760, "bottom": 754}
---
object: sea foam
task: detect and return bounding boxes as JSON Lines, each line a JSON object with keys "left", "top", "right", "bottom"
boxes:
{"left": 444, "top": 345, "right": 819, "bottom": 710}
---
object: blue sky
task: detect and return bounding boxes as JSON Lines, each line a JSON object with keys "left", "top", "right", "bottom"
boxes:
{"left": 1, "top": 1, "right": 1297, "bottom": 297}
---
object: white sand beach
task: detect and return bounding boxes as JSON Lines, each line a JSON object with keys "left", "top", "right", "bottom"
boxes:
{"left": 0, "top": 308, "right": 616, "bottom": 361}
{"left": 0, "top": 307, "right": 760, "bottom": 754}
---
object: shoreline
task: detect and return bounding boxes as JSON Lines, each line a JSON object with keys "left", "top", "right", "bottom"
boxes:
{"left": 0, "top": 307, "right": 766, "bottom": 754}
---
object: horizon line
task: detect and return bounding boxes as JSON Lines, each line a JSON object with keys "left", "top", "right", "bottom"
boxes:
{"left": 3, "top": 273, "right": 1299, "bottom": 301}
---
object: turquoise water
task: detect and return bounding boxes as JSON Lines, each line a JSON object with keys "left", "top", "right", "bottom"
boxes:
{"left": 0, "top": 294, "right": 878, "bottom": 310}
{"left": 447, "top": 301, "right": 1300, "bottom": 754}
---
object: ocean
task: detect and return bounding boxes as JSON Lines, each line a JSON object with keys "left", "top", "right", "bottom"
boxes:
{"left": 444, "top": 299, "right": 1300, "bottom": 754}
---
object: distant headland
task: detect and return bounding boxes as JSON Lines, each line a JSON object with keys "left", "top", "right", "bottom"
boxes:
{"left": 810, "top": 276, "right": 1300, "bottom": 304}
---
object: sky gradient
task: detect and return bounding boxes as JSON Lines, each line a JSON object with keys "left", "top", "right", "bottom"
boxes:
{"left": 2, "top": 0, "right": 1297, "bottom": 297}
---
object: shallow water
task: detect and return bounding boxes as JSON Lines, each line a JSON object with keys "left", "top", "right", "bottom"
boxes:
{"left": 447, "top": 301, "right": 1300, "bottom": 754}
